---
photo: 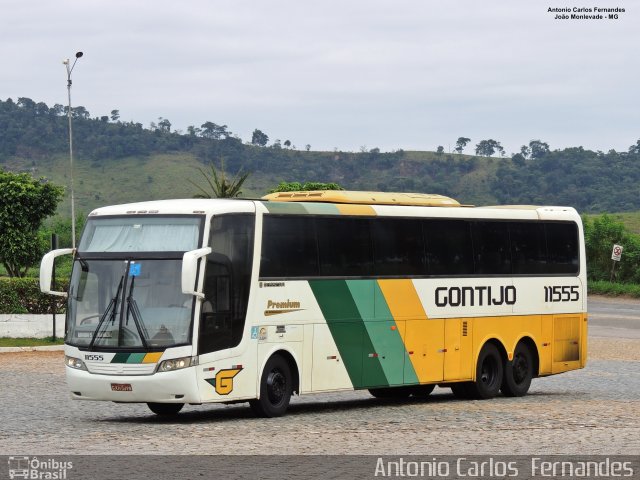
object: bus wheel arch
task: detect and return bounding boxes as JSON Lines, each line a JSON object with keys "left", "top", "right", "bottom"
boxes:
{"left": 270, "top": 349, "right": 300, "bottom": 396}
{"left": 250, "top": 350, "right": 299, "bottom": 418}
{"left": 501, "top": 337, "right": 537, "bottom": 397}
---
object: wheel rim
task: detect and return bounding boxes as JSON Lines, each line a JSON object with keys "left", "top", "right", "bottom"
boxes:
{"left": 512, "top": 352, "right": 529, "bottom": 385}
{"left": 266, "top": 368, "right": 287, "bottom": 406}
{"left": 480, "top": 356, "right": 498, "bottom": 388}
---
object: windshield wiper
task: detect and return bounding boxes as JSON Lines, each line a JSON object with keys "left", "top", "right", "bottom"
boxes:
{"left": 88, "top": 275, "right": 124, "bottom": 350}
{"left": 125, "top": 276, "right": 149, "bottom": 349}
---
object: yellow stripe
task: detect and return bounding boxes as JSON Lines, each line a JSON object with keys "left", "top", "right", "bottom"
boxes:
{"left": 142, "top": 352, "right": 163, "bottom": 363}
{"left": 378, "top": 279, "right": 445, "bottom": 383}
{"left": 377, "top": 279, "right": 427, "bottom": 320}
{"left": 335, "top": 204, "right": 376, "bottom": 216}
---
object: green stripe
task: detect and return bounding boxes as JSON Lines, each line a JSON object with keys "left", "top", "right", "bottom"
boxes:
{"left": 302, "top": 203, "right": 341, "bottom": 215}
{"left": 111, "top": 353, "right": 130, "bottom": 363}
{"left": 347, "top": 280, "right": 418, "bottom": 386}
{"left": 262, "top": 201, "right": 341, "bottom": 215}
{"left": 262, "top": 202, "right": 307, "bottom": 214}
{"left": 126, "top": 353, "right": 146, "bottom": 363}
{"left": 309, "top": 279, "right": 387, "bottom": 388}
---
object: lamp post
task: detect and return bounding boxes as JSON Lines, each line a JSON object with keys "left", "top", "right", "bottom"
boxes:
{"left": 63, "top": 51, "right": 83, "bottom": 249}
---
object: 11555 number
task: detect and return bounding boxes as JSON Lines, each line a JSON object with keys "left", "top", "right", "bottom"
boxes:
{"left": 544, "top": 285, "right": 579, "bottom": 302}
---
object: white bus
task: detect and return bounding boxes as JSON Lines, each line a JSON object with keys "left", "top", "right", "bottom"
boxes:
{"left": 41, "top": 191, "right": 587, "bottom": 417}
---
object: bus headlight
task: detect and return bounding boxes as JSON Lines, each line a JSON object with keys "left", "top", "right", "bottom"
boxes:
{"left": 65, "top": 355, "right": 87, "bottom": 371}
{"left": 157, "top": 356, "right": 198, "bottom": 373}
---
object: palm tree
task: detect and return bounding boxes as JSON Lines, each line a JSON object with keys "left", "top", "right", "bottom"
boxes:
{"left": 189, "top": 159, "right": 250, "bottom": 198}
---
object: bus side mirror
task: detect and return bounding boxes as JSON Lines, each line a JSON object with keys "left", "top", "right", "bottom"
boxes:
{"left": 182, "top": 247, "right": 212, "bottom": 298}
{"left": 40, "top": 248, "right": 74, "bottom": 296}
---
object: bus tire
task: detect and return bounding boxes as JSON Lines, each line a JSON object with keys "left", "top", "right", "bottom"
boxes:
{"left": 147, "top": 402, "right": 184, "bottom": 415}
{"left": 501, "top": 342, "right": 533, "bottom": 397}
{"left": 249, "top": 355, "right": 292, "bottom": 418}
{"left": 467, "top": 343, "right": 504, "bottom": 399}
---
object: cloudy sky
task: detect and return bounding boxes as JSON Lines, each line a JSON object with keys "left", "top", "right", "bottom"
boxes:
{"left": 1, "top": 0, "right": 638, "bottom": 154}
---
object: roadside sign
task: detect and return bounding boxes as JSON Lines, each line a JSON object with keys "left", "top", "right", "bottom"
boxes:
{"left": 611, "top": 244, "right": 623, "bottom": 262}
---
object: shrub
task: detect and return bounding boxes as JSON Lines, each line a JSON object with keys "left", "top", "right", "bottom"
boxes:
{"left": 0, "top": 277, "right": 67, "bottom": 314}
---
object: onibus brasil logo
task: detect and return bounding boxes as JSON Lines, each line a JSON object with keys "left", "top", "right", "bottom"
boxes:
{"left": 7, "top": 457, "right": 73, "bottom": 479}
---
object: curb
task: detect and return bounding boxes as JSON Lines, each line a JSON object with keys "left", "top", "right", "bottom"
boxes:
{"left": 0, "top": 345, "right": 65, "bottom": 353}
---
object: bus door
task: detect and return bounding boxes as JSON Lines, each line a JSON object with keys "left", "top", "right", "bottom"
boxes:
{"left": 198, "top": 253, "right": 233, "bottom": 354}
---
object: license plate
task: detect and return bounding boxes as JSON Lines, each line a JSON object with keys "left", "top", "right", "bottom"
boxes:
{"left": 111, "top": 383, "right": 132, "bottom": 392}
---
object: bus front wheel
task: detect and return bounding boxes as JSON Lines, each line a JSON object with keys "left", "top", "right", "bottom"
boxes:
{"left": 147, "top": 402, "right": 184, "bottom": 415}
{"left": 467, "top": 343, "right": 504, "bottom": 399}
{"left": 501, "top": 342, "right": 533, "bottom": 397}
{"left": 250, "top": 355, "right": 292, "bottom": 418}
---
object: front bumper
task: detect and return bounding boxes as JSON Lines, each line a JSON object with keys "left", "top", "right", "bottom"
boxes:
{"left": 66, "top": 365, "right": 201, "bottom": 403}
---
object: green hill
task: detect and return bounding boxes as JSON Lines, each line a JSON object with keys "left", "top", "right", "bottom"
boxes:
{"left": 2, "top": 97, "right": 640, "bottom": 217}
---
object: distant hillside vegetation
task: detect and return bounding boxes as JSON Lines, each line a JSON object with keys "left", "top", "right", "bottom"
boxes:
{"left": 2, "top": 97, "right": 640, "bottom": 215}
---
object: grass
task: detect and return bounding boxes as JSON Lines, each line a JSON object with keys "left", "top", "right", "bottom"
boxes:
{"left": 588, "top": 280, "right": 640, "bottom": 298}
{"left": 585, "top": 211, "right": 640, "bottom": 235}
{"left": 0, "top": 336, "right": 65, "bottom": 347}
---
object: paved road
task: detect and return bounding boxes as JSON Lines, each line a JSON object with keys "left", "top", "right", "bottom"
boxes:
{"left": 588, "top": 295, "right": 640, "bottom": 338}
{"left": 0, "top": 296, "right": 638, "bottom": 456}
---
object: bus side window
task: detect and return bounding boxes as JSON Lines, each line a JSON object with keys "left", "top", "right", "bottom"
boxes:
{"left": 424, "top": 220, "right": 474, "bottom": 275}
{"left": 199, "top": 214, "right": 255, "bottom": 355}
{"left": 471, "top": 221, "right": 511, "bottom": 275}
{"left": 545, "top": 222, "right": 579, "bottom": 274}
{"left": 509, "top": 222, "right": 547, "bottom": 274}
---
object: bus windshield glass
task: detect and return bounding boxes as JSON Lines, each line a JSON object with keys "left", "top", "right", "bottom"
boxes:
{"left": 66, "top": 259, "right": 193, "bottom": 349}
{"left": 66, "top": 216, "right": 202, "bottom": 349}
{"left": 78, "top": 216, "right": 200, "bottom": 252}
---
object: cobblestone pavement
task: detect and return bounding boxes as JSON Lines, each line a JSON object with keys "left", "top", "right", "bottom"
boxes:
{"left": 1, "top": 334, "right": 638, "bottom": 456}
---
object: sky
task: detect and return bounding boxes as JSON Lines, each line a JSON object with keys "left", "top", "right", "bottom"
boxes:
{"left": 1, "top": 0, "right": 638, "bottom": 155}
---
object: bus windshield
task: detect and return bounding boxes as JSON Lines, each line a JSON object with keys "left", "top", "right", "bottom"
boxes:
{"left": 66, "top": 215, "right": 202, "bottom": 350}
{"left": 66, "top": 258, "right": 193, "bottom": 349}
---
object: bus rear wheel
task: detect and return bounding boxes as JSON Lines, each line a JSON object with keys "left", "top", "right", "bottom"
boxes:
{"left": 466, "top": 343, "right": 504, "bottom": 399}
{"left": 501, "top": 342, "right": 533, "bottom": 397}
{"left": 147, "top": 402, "right": 184, "bottom": 415}
{"left": 249, "top": 355, "right": 292, "bottom": 418}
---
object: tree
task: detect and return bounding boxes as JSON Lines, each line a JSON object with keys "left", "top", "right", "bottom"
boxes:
{"left": 110, "top": 110, "right": 120, "bottom": 122}
{"left": 454, "top": 137, "right": 471, "bottom": 154}
{"left": 0, "top": 170, "right": 64, "bottom": 276}
{"left": 200, "top": 122, "right": 230, "bottom": 140}
{"left": 269, "top": 181, "right": 343, "bottom": 193}
{"left": 475, "top": 139, "right": 503, "bottom": 157}
{"left": 251, "top": 129, "right": 269, "bottom": 147}
{"left": 529, "top": 140, "right": 550, "bottom": 159}
{"left": 284, "top": 140, "right": 292, "bottom": 149}
{"left": 187, "top": 125, "right": 201, "bottom": 137}
{"left": 305, "top": 144, "right": 311, "bottom": 152}
{"left": 188, "top": 159, "right": 250, "bottom": 198}
{"left": 629, "top": 139, "right": 640, "bottom": 154}
{"left": 436, "top": 146, "right": 445, "bottom": 155}
{"left": 157, "top": 117, "right": 171, "bottom": 133}
{"left": 72, "top": 106, "right": 90, "bottom": 119}
{"left": 520, "top": 145, "right": 531, "bottom": 158}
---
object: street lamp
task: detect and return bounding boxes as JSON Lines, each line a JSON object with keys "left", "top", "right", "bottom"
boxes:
{"left": 63, "top": 51, "right": 83, "bottom": 249}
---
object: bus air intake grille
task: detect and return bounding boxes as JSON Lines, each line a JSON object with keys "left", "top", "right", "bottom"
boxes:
{"left": 462, "top": 321, "right": 468, "bottom": 337}
{"left": 87, "top": 363, "right": 157, "bottom": 376}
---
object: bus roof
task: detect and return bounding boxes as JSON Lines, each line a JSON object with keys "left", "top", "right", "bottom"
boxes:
{"left": 262, "top": 190, "right": 464, "bottom": 207}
